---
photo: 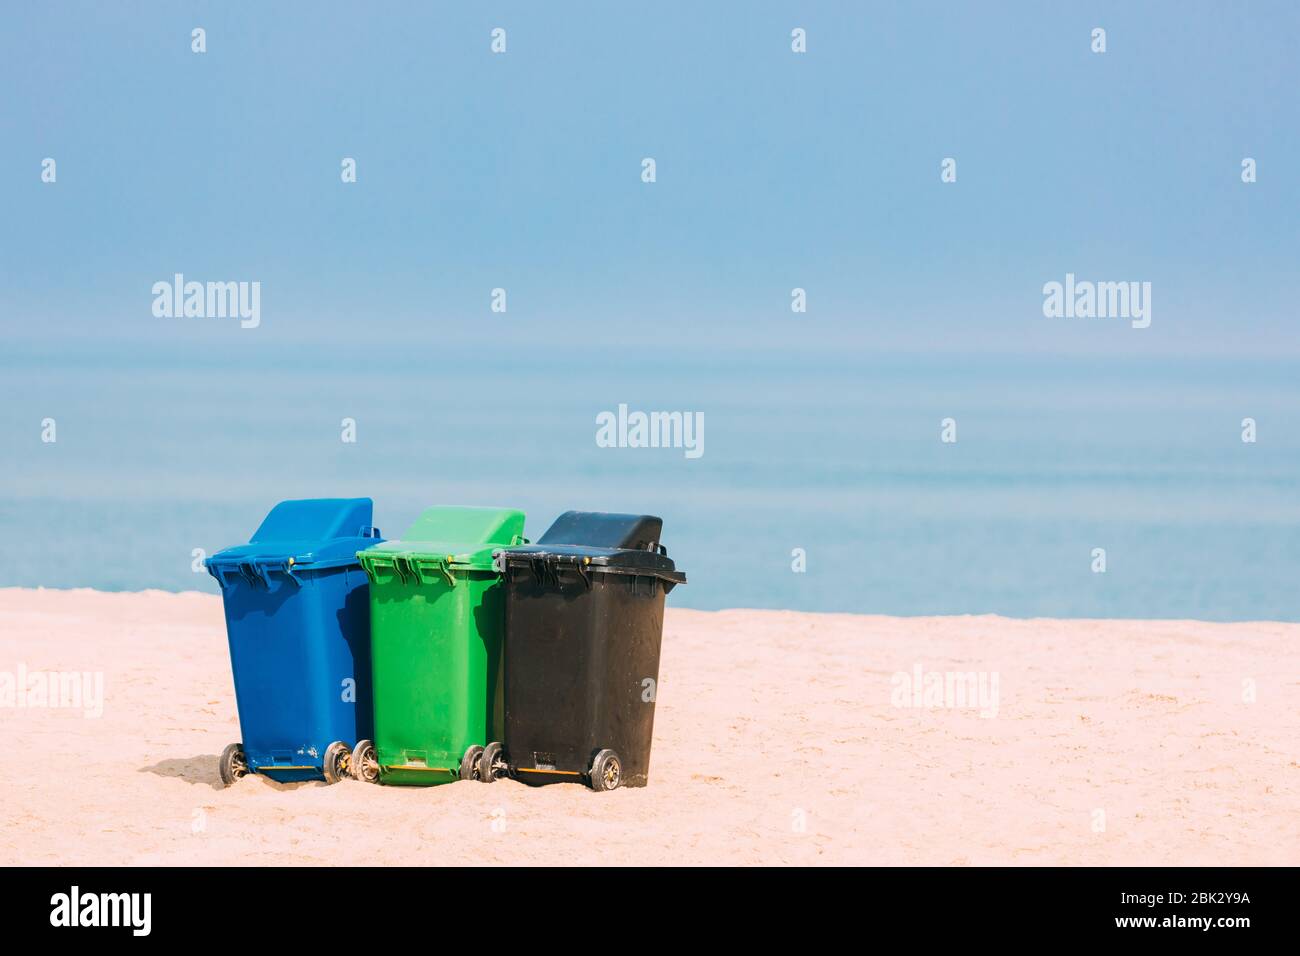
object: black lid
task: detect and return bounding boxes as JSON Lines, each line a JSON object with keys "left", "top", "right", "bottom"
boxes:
{"left": 538, "top": 512, "right": 663, "bottom": 550}
{"left": 498, "top": 511, "right": 685, "bottom": 586}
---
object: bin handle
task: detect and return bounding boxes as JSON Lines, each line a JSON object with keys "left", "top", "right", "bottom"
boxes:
{"left": 522, "top": 555, "right": 593, "bottom": 591}
{"left": 509, "top": 534, "right": 529, "bottom": 546}
{"left": 237, "top": 561, "right": 259, "bottom": 587}
{"left": 359, "top": 525, "right": 381, "bottom": 539}
{"left": 407, "top": 558, "right": 427, "bottom": 585}
{"left": 430, "top": 557, "right": 456, "bottom": 588}
{"left": 237, "top": 559, "right": 298, "bottom": 589}
{"left": 408, "top": 558, "right": 445, "bottom": 587}
{"left": 358, "top": 559, "right": 377, "bottom": 584}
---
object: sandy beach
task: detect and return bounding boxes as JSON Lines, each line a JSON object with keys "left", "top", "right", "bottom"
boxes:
{"left": 0, "top": 587, "right": 1295, "bottom": 866}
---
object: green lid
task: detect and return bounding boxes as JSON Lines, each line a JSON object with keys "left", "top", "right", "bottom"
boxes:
{"left": 357, "top": 506, "right": 526, "bottom": 574}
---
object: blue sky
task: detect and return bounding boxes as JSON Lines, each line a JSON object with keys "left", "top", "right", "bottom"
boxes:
{"left": 2, "top": 2, "right": 1297, "bottom": 356}
{"left": 1, "top": 4, "right": 1298, "bottom": 617}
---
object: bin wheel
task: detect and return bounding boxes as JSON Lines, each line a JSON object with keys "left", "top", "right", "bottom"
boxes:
{"left": 460, "top": 745, "right": 485, "bottom": 781}
{"left": 351, "top": 739, "right": 380, "bottom": 784}
{"left": 589, "top": 749, "right": 622, "bottom": 792}
{"left": 218, "top": 743, "right": 249, "bottom": 787}
{"left": 322, "top": 741, "right": 351, "bottom": 784}
{"left": 478, "top": 742, "right": 509, "bottom": 782}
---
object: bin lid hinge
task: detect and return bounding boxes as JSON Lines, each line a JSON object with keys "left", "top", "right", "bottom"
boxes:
{"left": 434, "top": 557, "right": 457, "bottom": 587}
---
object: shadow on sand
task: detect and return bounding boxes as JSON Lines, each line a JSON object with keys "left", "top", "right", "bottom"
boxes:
{"left": 138, "top": 756, "right": 317, "bottom": 792}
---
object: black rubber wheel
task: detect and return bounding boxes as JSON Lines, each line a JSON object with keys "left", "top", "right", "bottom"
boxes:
{"left": 350, "top": 739, "right": 380, "bottom": 784}
{"left": 478, "top": 741, "right": 508, "bottom": 782}
{"left": 460, "top": 745, "right": 485, "bottom": 781}
{"left": 218, "top": 742, "right": 249, "bottom": 787}
{"left": 589, "top": 749, "right": 622, "bottom": 792}
{"left": 322, "top": 741, "right": 351, "bottom": 784}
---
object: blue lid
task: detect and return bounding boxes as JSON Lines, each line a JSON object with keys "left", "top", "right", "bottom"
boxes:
{"left": 207, "top": 498, "right": 382, "bottom": 575}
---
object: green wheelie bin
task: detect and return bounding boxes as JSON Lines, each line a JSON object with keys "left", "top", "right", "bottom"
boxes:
{"left": 351, "top": 506, "right": 526, "bottom": 785}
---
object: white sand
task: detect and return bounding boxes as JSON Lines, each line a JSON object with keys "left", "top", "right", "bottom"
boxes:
{"left": 0, "top": 588, "right": 1295, "bottom": 866}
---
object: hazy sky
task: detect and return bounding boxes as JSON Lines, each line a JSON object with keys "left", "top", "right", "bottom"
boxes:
{"left": 3, "top": 2, "right": 1297, "bottom": 356}
{"left": 1, "top": 4, "right": 1297, "bottom": 617}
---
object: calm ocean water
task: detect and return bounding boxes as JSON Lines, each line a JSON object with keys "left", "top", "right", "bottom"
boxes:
{"left": 2, "top": 339, "right": 1297, "bottom": 620}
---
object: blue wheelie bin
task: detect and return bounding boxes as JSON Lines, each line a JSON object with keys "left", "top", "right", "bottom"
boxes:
{"left": 206, "top": 498, "right": 382, "bottom": 786}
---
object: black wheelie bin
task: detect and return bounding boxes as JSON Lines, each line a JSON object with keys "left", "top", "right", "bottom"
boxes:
{"left": 481, "top": 512, "right": 686, "bottom": 791}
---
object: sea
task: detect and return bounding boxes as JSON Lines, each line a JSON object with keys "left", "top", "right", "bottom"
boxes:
{"left": 2, "top": 338, "right": 1297, "bottom": 621}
